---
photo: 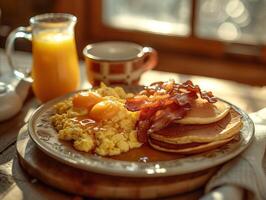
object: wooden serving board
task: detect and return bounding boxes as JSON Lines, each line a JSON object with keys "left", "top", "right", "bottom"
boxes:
{"left": 16, "top": 125, "right": 218, "bottom": 199}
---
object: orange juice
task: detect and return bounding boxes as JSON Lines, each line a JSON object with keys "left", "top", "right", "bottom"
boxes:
{"left": 32, "top": 30, "right": 80, "bottom": 102}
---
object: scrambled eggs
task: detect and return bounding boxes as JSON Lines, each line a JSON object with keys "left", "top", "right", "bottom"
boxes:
{"left": 50, "top": 83, "right": 142, "bottom": 156}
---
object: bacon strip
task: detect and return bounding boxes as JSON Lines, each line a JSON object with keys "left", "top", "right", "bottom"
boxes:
{"left": 125, "top": 80, "right": 217, "bottom": 143}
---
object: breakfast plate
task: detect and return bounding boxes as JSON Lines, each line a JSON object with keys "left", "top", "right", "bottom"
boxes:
{"left": 28, "top": 86, "right": 254, "bottom": 177}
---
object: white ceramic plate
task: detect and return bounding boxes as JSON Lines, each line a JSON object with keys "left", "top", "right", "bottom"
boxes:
{"left": 28, "top": 87, "right": 254, "bottom": 177}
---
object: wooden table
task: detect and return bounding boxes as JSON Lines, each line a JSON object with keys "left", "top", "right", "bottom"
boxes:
{"left": 1, "top": 50, "right": 266, "bottom": 199}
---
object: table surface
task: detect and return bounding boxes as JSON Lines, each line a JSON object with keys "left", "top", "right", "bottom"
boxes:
{"left": 1, "top": 50, "right": 266, "bottom": 200}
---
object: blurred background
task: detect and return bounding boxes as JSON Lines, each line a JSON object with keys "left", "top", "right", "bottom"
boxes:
{"left": 0, "top": 0, "right": 266, "bottom": 85}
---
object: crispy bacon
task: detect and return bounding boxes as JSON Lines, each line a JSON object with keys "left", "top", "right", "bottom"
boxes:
{"left": 125, "top": 80, "right": 217, "bottom": 143}
{"left": 136, "top": 119, "right": 151, "bottom": 143}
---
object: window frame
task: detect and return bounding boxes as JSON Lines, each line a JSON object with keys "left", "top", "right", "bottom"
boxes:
{"left": 84, "top": 0, "right": 266, "bottom": 61}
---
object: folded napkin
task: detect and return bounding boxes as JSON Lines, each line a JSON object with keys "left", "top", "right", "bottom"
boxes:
{"left": 200, "top": 108, "right": 266, "bottom": 200}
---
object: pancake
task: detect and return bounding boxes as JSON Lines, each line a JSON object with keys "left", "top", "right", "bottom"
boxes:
{"left": 148, "top": 135, "right": 239, "bottom": 154}
{"left": 175, "top": 99, "right": 231, "bottom": 125}
{"left": 150, "top": 108, "right": 242, "bottom": 144}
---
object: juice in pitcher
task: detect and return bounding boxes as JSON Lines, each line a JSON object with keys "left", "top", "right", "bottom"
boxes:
{"left": 32, "top": 30, "right": 80, "bottom": 102}
{"left": 5, "top": 13, "right": 80, "bottom": 102}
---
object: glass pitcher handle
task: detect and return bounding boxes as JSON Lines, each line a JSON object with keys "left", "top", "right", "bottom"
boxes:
{"left": 5, "top": 26, "right": 33, "bottom": 82}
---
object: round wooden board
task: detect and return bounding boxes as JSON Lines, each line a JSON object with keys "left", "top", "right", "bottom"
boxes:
{"left": 17, "top": 125, "right": 218, "bottom": 199}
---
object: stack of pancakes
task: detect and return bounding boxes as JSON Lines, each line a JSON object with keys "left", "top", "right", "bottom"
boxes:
{"left": 148, "top": 99, "right": 243, "bottom": 154}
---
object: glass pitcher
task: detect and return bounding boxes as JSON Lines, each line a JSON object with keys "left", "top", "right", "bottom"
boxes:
{"left": 6, "top": 13, "right": 80, "bottom": 102}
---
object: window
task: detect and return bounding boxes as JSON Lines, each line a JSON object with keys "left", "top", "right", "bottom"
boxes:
{"left": 196, "top": 0, "right": 266, "bottom": 44}
{"left": 102, "top": 0, "right": 266, "bottom": 45}
{"left": 103, "top": 0, "right": 191, "bottom": 37}
{"left": 82, "top": 0, "right": 264, "bottom": 59}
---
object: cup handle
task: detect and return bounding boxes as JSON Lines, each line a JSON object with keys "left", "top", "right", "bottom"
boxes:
{"left": 142, "top": 47, "right": 158, "bottom": 71}
{"left": 5, "top": 26, "right": 33, "bottom": 82}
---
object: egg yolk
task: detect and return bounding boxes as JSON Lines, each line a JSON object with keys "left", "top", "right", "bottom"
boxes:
{"left": 89, "top": 100, "right": 120, "bottom": 121}
{"left": 72, "top": 92, "right": 102, "bottom": 110}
